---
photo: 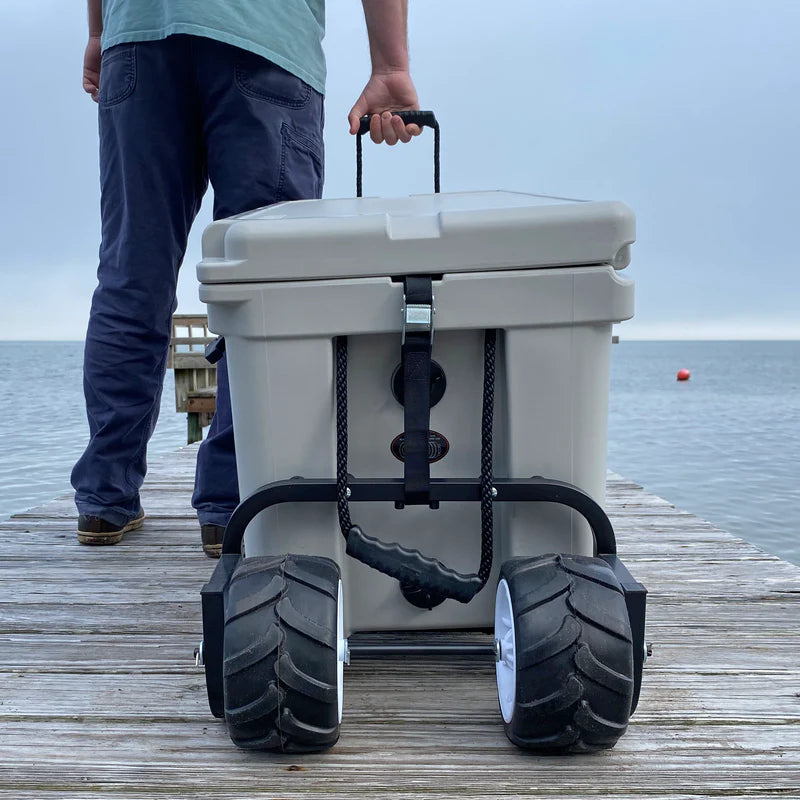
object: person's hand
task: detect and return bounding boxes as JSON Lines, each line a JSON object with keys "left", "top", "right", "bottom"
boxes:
{"left": 83, "top": 35, "right": 102, "bottom": 102}
{"left": 348, "top": 70, "right": 422, "bottom": 145}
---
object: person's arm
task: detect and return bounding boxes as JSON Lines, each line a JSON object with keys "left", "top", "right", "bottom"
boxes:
{"left": 83, "top": 0, "right": 103, "bottom": 101}
{"left": 347, "top": 0, "right": 421, "bottom": 145}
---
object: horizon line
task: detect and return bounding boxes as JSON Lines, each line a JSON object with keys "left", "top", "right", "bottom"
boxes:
{"left": 1, "top": 337, "right": 799, "bottom": 344}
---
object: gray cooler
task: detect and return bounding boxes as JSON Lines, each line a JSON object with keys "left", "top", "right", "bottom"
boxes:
{"left": 197, "top": 190, "right": 635, "bottom": 633}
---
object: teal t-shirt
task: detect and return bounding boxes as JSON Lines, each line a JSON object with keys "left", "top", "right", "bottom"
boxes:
{"left": 101, "top": 0, "right": 326, "bottom": 94}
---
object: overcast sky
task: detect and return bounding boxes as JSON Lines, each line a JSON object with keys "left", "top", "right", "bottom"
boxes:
{"left": 0, "top": 0, "right": 798, "bottom": 340}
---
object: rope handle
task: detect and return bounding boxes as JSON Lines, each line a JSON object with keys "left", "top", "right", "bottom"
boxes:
{"left": 356, "top": 110, "right": 440, "bottom": 197}
{"left": 335, "top": 329, "right": 496, "bottom": 605}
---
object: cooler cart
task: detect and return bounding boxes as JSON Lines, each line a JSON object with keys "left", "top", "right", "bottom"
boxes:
{"left": 198, "top": 113, "right": 647, "bottom": 754}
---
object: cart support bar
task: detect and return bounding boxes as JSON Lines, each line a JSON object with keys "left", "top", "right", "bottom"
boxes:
{"left": 222, "top": 476, "right": 617, "bottom": 556}
{"left": 349, "top": 642, "right": 495, "bottom": 658}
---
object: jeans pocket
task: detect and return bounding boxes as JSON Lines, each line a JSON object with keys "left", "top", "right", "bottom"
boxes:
{"left": 276, "top": 123, "right": 324, "bottom": 202}
{"left": 99, "top": 43, "right": 136, "bottom": 107}
{"left": 234, "top": 51, "right": 312, "bottom": 108}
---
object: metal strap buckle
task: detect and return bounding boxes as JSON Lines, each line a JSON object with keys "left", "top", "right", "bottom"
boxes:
{"left": 401, "top": 295, "right": 434, "bottom": 344}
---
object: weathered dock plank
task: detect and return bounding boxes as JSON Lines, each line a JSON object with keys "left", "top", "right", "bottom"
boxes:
{"left": 0, "top": 445, "right": 798, "bottom": 798}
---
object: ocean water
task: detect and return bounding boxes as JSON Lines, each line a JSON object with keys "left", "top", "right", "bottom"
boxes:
{"left": 608, "top": 340, "right": 800, "bottom": 565}
{"left": 0, "top": 340, "right": 797, "bottom": 565}
{"left": 0, "top": 342, "right": 187, "bottom": 520}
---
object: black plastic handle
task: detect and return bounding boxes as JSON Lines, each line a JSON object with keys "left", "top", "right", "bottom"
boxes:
{"left": 345, "top": 524, "right": 483, "bottom": 604}
{"left": 356, "top": 110, "right": 439, "bottom": 137}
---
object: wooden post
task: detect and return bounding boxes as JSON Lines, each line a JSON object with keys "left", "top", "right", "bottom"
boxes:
{"left": 188, "top": 413, "right": 203, "bottom": 445}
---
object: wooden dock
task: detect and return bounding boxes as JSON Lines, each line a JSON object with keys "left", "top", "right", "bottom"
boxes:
{"left": 1, "top": 445, "right": 798, "bottom": 798}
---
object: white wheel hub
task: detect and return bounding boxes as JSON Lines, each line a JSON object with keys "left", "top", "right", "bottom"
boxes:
{"left": 336, "top": 580, "right": 346, "bottom": 723}
{"left": 495, "top": 578, "right": 517, "bottom": 723}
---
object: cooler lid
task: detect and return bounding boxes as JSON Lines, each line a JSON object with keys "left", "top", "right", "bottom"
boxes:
{"left": 197, "top": 190, "right": 635, "bottom": 284}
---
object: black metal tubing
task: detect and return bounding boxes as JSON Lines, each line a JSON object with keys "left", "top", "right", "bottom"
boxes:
{"left": 222, "top": 476, "right": 617, "bottom": 556}
{"left": 350, "top": 643, "right": 495, "bottom": 658}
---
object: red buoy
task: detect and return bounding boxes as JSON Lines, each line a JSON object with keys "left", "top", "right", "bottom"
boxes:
{"left": 677, "top": 369, "right": 691, "bottom": 381}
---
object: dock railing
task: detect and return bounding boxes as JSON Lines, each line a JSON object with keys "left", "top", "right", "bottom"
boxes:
{"left": 167, "top": 314, "right": 217, "bottom": 443}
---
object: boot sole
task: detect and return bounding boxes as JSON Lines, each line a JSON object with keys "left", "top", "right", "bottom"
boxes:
{"left": 203, "top": 543, "right": 223, "bottom": 559}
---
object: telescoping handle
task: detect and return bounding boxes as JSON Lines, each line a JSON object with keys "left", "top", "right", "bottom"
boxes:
{"left": 356, "top": 110, "right": 440, "bottom": 197}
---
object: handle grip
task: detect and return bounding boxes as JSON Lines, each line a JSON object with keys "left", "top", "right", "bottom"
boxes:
{"left": 345, "top": 525, "right": 482, "bottom": 604}
{"left": 355, "top": 110, "right": 440, "bottom": 197}
{"left": 356, "top": 110, "right": 439, "bottom": 137}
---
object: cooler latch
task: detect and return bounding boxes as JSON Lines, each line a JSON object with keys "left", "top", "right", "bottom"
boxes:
{"left": 401, "top": 296, "right": 434, "bottom": 344}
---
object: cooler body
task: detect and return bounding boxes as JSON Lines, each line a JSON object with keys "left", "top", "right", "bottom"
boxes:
{"left": 197, "top": 191, "right": 635, "bottom": 634}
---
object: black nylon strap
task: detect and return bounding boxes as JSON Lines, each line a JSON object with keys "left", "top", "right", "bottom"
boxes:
{"left": 402, "top": 276, "right": 434, "bottom": 504}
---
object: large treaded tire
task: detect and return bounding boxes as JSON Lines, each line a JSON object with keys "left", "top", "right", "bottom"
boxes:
{"left": 223, "top": 554, "right": 341, "bottom": 752}
{"left": 498, "top": 553, "right": 634, "bottom": 753}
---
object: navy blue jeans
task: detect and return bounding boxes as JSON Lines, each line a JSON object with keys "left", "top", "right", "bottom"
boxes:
{"left": 71, "top": 35, "right": 324, "bottom": 528}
